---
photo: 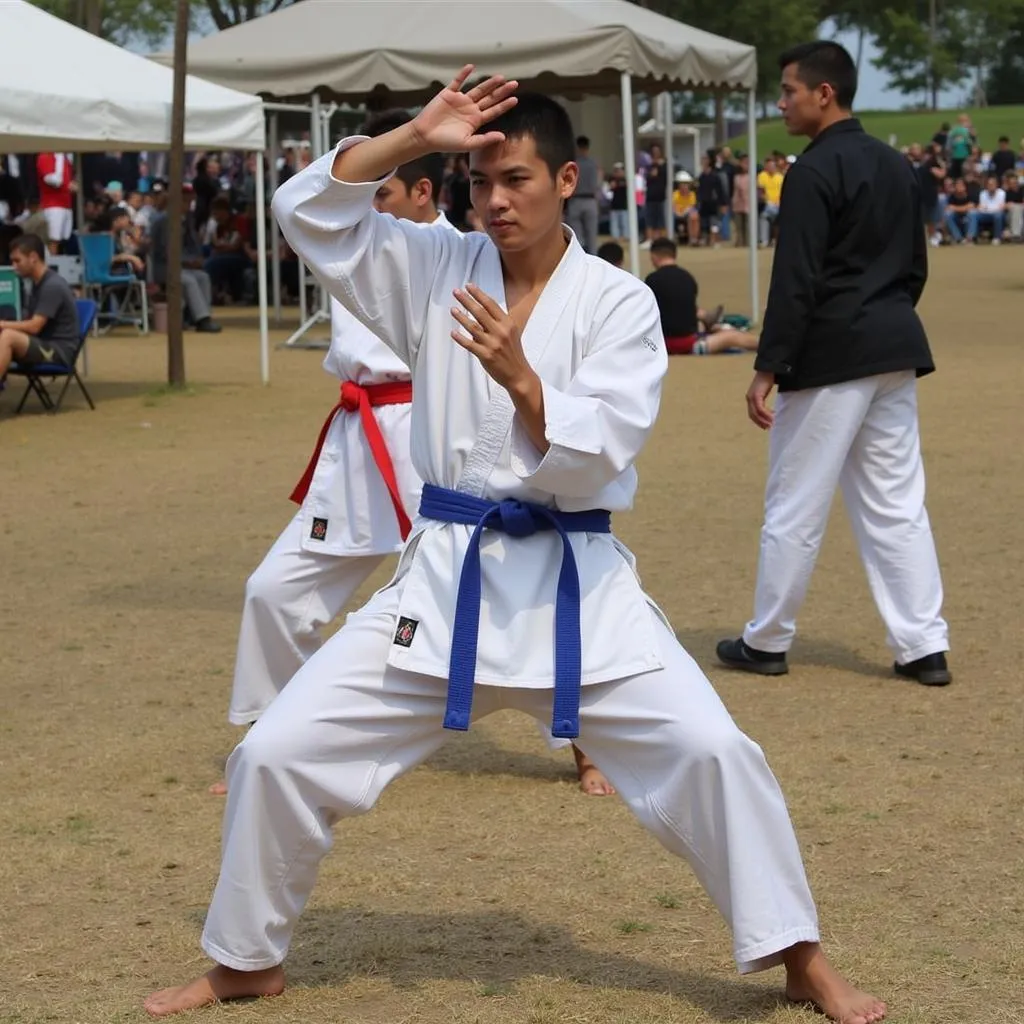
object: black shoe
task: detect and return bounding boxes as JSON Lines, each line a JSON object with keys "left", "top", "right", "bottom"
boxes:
{"left": 894, "top": 652, "right": 951, "bottom": 686}
{"left": 195, "top": 318, "right": 222, "bottom": 333}
{"left": 716, "top": 637, "right": 788, "bottom": 676}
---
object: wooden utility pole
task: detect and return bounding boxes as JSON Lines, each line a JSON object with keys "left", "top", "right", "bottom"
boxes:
{"left": 166, "top": 0, "right": 190, "bottom": 386}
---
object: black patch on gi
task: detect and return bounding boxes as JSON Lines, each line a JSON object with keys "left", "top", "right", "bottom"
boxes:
{"left": 310, "top": 517, "right": 328, "bottom": 541}
{"left": 393, "top": 616, "right": 419, "bottom": 647}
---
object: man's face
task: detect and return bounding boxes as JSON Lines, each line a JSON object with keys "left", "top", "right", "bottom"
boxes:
{"left": 954, "top": 182, "right": 967, "bottom": 198}
{"left": 1000, "top": 140, "right": 1010, "bottom": 150}
{"left": 469, "top": 136, "right": 576, "bottom": 253}
{"left": 764, "top": 158, "right": 776, "bottom": 175}
{"left": 10, "top": 249, "right": 37, "bottom": 278}
{"left": 208, "top": 158, "right": 221, "bottom": 177}
{"left": 740, "top": 156, "right": 749, "bottom": 172}
{"left": 112, "top": 212, "right": 130, "bottom": 232}
{"left": 909, "top": 143, "right": 922, "bottom": 161}
{"left": 373, "top": 178, "right": 428, "bottom": 221}
{"left": 778, "top": 63, "right": 825, "bottom": 136}
{"left": 128, "top": 193, "right": 143, "bottom": 210}
{"left": 986, "top": 177, "right": 998, "bottom": 192}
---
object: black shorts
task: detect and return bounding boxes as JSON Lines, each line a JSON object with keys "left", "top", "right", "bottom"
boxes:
{"left": 645, "top": 201, "right": 667, "bottom": 230}
{"left": 20, "top": 337, "right": 74, "bottom": 368}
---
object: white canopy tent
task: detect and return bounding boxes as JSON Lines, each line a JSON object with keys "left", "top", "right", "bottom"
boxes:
{"left": 167, "top": 0, "right": 761, "bottom": 319}
{"left": 0, "top": 0, "right": 271, "bottom": 382}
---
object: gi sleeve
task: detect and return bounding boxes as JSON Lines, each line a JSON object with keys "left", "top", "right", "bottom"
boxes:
{"left": 509, "top": 277, "right": 667, "bottom": 499}
{"left": 754, "top": 164, "right": 831, "bottom": 378}
{"left": 271, "top": 137, "right": 453, "bottom": 368}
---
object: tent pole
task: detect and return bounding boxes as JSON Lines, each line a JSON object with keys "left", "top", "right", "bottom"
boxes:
{"left": 269, "top": 111, "right": 282, "bottom": 324}
{"left": 620, "top": 72, "right": 639, "bottom": 277}
{"left": 746, "top": 88, "right": 759, "bottom": 322}
{"left": 256, "top": 153, "right": 270, "bottom": 385}
{"left": 74, "top": 153, "right": 89, "bottom": 377}
{"left": 662, "top": 93, "right": 673, "bottom": 239}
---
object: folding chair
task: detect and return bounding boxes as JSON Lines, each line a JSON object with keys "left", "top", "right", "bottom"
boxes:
{"left": 78, "top": 232, "right": 149, "bottom": 335}
{"left": 8, "top": 299, "right": 98, "bottom": 414}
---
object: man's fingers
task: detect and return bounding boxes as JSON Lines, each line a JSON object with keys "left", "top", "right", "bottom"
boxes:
{"left": 453, "top": 288, "right": 494, "bottom": 329}
{"left": 447, "top": 65, "right": 475, "bottom": 93}
{"left": 464, "top": 284, "right": 504, "bottom": 320}
{"left": 451, "top": 306, "right": 486, "bottom": 341}
{"left": 465, "top": 130, "right": 507, "bottom": 151}
{"left": 466, "top": 73, "right": 507, "bottom": 103}
{"left": 478, "top": 84, "right": 519, "bottom": 112}
{"left": 451, "top": 328, "right": 483, "bottom": 353}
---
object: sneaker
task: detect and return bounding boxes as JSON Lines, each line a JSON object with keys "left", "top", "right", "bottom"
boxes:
{"left": 716, "top": 637, "right": 789, "bottom": 676}
{"left": 894, "top": 652, "right": 951, "bottom": 686}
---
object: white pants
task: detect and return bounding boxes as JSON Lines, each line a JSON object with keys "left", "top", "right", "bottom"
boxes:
{"left": 229, "top": 511, "right": 385, "bottom": 724}
{"left": 744, "top": 371, "right": 948, "bottom": 662}
{"left": 42, "top": 206, "right": 73, "bottom": 242}
{"left": 203, "top": 587, "right": 821, "bottom": 976}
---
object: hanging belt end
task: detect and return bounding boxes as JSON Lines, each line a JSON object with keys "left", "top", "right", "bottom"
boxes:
{"left": 443, "top": 709, "right": 471, "bottom": 732}
{"left": 551, "top": 716, "right": 580, "bottom": 740}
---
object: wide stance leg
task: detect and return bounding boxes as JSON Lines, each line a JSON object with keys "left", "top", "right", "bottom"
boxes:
{"left": 839, "top": 373, "right": 948, "bottom": 663}
{"left": 523, "top": 617, "right": 820, "bottom": 973}
{"left": 744, "top": 379, "right": 876, "bottom": 653}
{"left": 205, "top": 590, "right": 502, "bottom": 970}
{"left": 229, "top": 510, "right": 385, "bottom": 724}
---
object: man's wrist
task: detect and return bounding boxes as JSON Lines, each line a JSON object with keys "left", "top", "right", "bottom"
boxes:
{"left": 507, "top": 370, "right": 542, "bottom": 403}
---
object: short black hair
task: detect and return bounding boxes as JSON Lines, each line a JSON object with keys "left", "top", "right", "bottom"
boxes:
{"left": 363, "top": 107, "right": 444, "bottom": 203}
{"left": 999, "top": 135, "right": 1010, "bottom": 143}
{"left": 650, "top": 237, "right": 677, "bottom": 259}
{"left": 477, "top": 93, "right": 576, "bottom": 179}
{"left": 596, "top": 241, "right": 623, "bottom": 266}
{"left": 10, "top": 233, "right": 46, "bottom": 260}
{"left": 577, "top": 135, "right": 590, "bottom": 148}
{"left": 778, "top": 41, "right": 857, "bottom": 110}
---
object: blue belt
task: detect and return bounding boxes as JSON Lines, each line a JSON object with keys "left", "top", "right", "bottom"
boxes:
{"left": 417, "top": 483, "right": 611, "bottom": 739}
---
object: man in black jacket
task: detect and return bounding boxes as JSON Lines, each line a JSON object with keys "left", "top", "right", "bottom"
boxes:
{"left": 717, "top": 40, "right": 950, "bottom": 687}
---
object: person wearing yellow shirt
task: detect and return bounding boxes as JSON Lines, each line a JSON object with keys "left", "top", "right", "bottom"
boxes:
{"left": 672, "top": 172, "right": 699, "bottom": 243}
{"left": 757, "top": 155, "right": 785, "bottom": 246}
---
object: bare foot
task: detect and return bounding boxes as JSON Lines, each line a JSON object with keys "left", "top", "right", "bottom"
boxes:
{"left": 208, "top": 779, "right": 228, "bottom": 796}
{"left": 144, "top": 964, "right": 284, "bottom": 1017}
{"left": 572, "top": 744, "right": 616, "bottom": 797}
{"left": 784, "top": 943, "right": 886, "bottom": 1024}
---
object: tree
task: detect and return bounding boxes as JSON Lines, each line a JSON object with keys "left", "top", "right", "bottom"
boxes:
{"left": 986, "top": 6, "right": 1024, "bottom": 104}
{"left": 31, "top": 0, "right": 306, "bottom": 43}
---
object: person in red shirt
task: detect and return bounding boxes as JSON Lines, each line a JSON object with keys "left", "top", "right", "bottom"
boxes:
{"left": 35, "top": 153, "right": 75, "bottom": 255}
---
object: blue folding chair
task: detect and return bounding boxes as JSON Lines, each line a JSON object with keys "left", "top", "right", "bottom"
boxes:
{"left": 8, "top": 299, "right": 98, "bottom": 414}
{"left": 77, "top": 232, "right": 149, "bottom": 334}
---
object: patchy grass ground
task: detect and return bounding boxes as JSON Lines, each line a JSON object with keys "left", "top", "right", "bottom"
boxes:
{"left": 2, "top": 244, "right": 1022, "bottom": 1024}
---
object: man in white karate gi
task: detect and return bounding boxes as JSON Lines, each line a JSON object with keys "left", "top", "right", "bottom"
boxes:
{"left": 146, "top": 69, "right": 886, "bottom": 1024}
{"left": 716, "top": 42, "right": 950, "bottom": 686}
{"left": 215, "top": 107, "right": 612, "bottom": 799}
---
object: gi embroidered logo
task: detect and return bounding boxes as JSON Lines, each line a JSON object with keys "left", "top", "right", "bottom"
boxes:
{"left": 310, "top": 517, "right": 328, "bottom": 541}
{"left": 640, "top": 334, "right": 658, "bottom": 352}
{"left": 393, "top": 616, "right": 419, "bottom": 647}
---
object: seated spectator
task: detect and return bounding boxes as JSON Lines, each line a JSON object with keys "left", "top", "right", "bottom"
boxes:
{"left": 148, "top": 186, "right": 221, "bottom": 333}
{"left": 203, "top": 196, "right": 250, "bottom": 302}
{"left": 943, "top": 179, "right": 974, "bottom": 244}
{"left": 643, "top": 238, "right": 758, "bottom": 355}
{"left": 672, "top": 173, "right": 697, "bottom": 244}
{"left": 1003, "top": 172, "right": 1023, "bottom": 240}
{"left": 596, "top": 241, "right": 624, "bottom": 267}
{"left": 968, "top": 175, "right": 1006, "bottom": 243}
{"left": 95, "top": 208, "right": 146, "bottom": 275}
{"left": 0, "top": 234, "right": 80, "bottom": 382}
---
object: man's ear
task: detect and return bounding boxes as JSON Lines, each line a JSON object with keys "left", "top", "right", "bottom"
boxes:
{"left": 559, "top": 161, "right": 579, "bottom": 201}
{"left": 413, "top": 178, "right": 433, "bottom": 207}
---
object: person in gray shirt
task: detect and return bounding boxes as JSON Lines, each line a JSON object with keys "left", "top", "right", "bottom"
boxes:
{"left": 566, "top": 135, "right": 600, "bottom": 254}
{"left": 148, "top": 183, "right": 221, "bottom": 333}
{"left": 0, "top": 234, "right": 80, "bottom": 378}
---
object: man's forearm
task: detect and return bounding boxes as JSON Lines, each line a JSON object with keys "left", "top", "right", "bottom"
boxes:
{"left": 508, "top": 371, "right": 550, "bottom": 456}
{"left": 331, "top": 122, "right": 430, "bottom": 184}
{"left": 0, "top": 318, "right": 40, "bottom": 335}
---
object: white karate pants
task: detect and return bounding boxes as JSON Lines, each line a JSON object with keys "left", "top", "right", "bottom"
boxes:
{"left": 744, "top": 371, "right": 948, "bottom": 662}
{"left": 202, "top": 587, "right": 821, "bottom": 976}
{"left": 229, "top": 511, "right": 386, "bottom": 725}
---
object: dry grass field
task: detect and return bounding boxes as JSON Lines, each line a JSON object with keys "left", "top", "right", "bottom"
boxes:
{"left": 2, "top": 244, "right": 1022, "bottom": 1024}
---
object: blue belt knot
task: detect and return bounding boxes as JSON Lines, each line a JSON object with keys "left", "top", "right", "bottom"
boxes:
{"left": 417, "top": 482, "right": 611, "bottom": 739}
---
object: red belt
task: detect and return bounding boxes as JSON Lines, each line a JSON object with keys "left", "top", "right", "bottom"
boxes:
{"left": 290, "top": 380, "right": 414, "bottom": 540}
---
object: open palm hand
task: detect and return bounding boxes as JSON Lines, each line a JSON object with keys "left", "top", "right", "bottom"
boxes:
{"left": 411, "top": 65, "right": 519, "bottom": 153}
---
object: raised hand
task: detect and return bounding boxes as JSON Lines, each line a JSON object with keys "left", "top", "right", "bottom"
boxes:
{"left": 411, "top": 66, "right": 519, "bottom": 153}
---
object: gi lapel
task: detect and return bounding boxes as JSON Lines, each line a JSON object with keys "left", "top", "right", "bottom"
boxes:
{"left": 456, "top": 234, "right": 587, "bottom": 497}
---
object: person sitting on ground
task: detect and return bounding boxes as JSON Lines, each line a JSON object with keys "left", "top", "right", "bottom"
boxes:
{"left": 943, "top": 179, "right": 974, "bottom": 244}
{"left": 0, "top": 234, "right": 80, "bottom": 383}
{"left": 643, "top": 238, "right": 758, "bottom": 355}
{"left": 967, "top": 175, "right": 1006, "bottom": 243}
{"left": 596, "top": 240, "right": 624, "bottom": 267}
